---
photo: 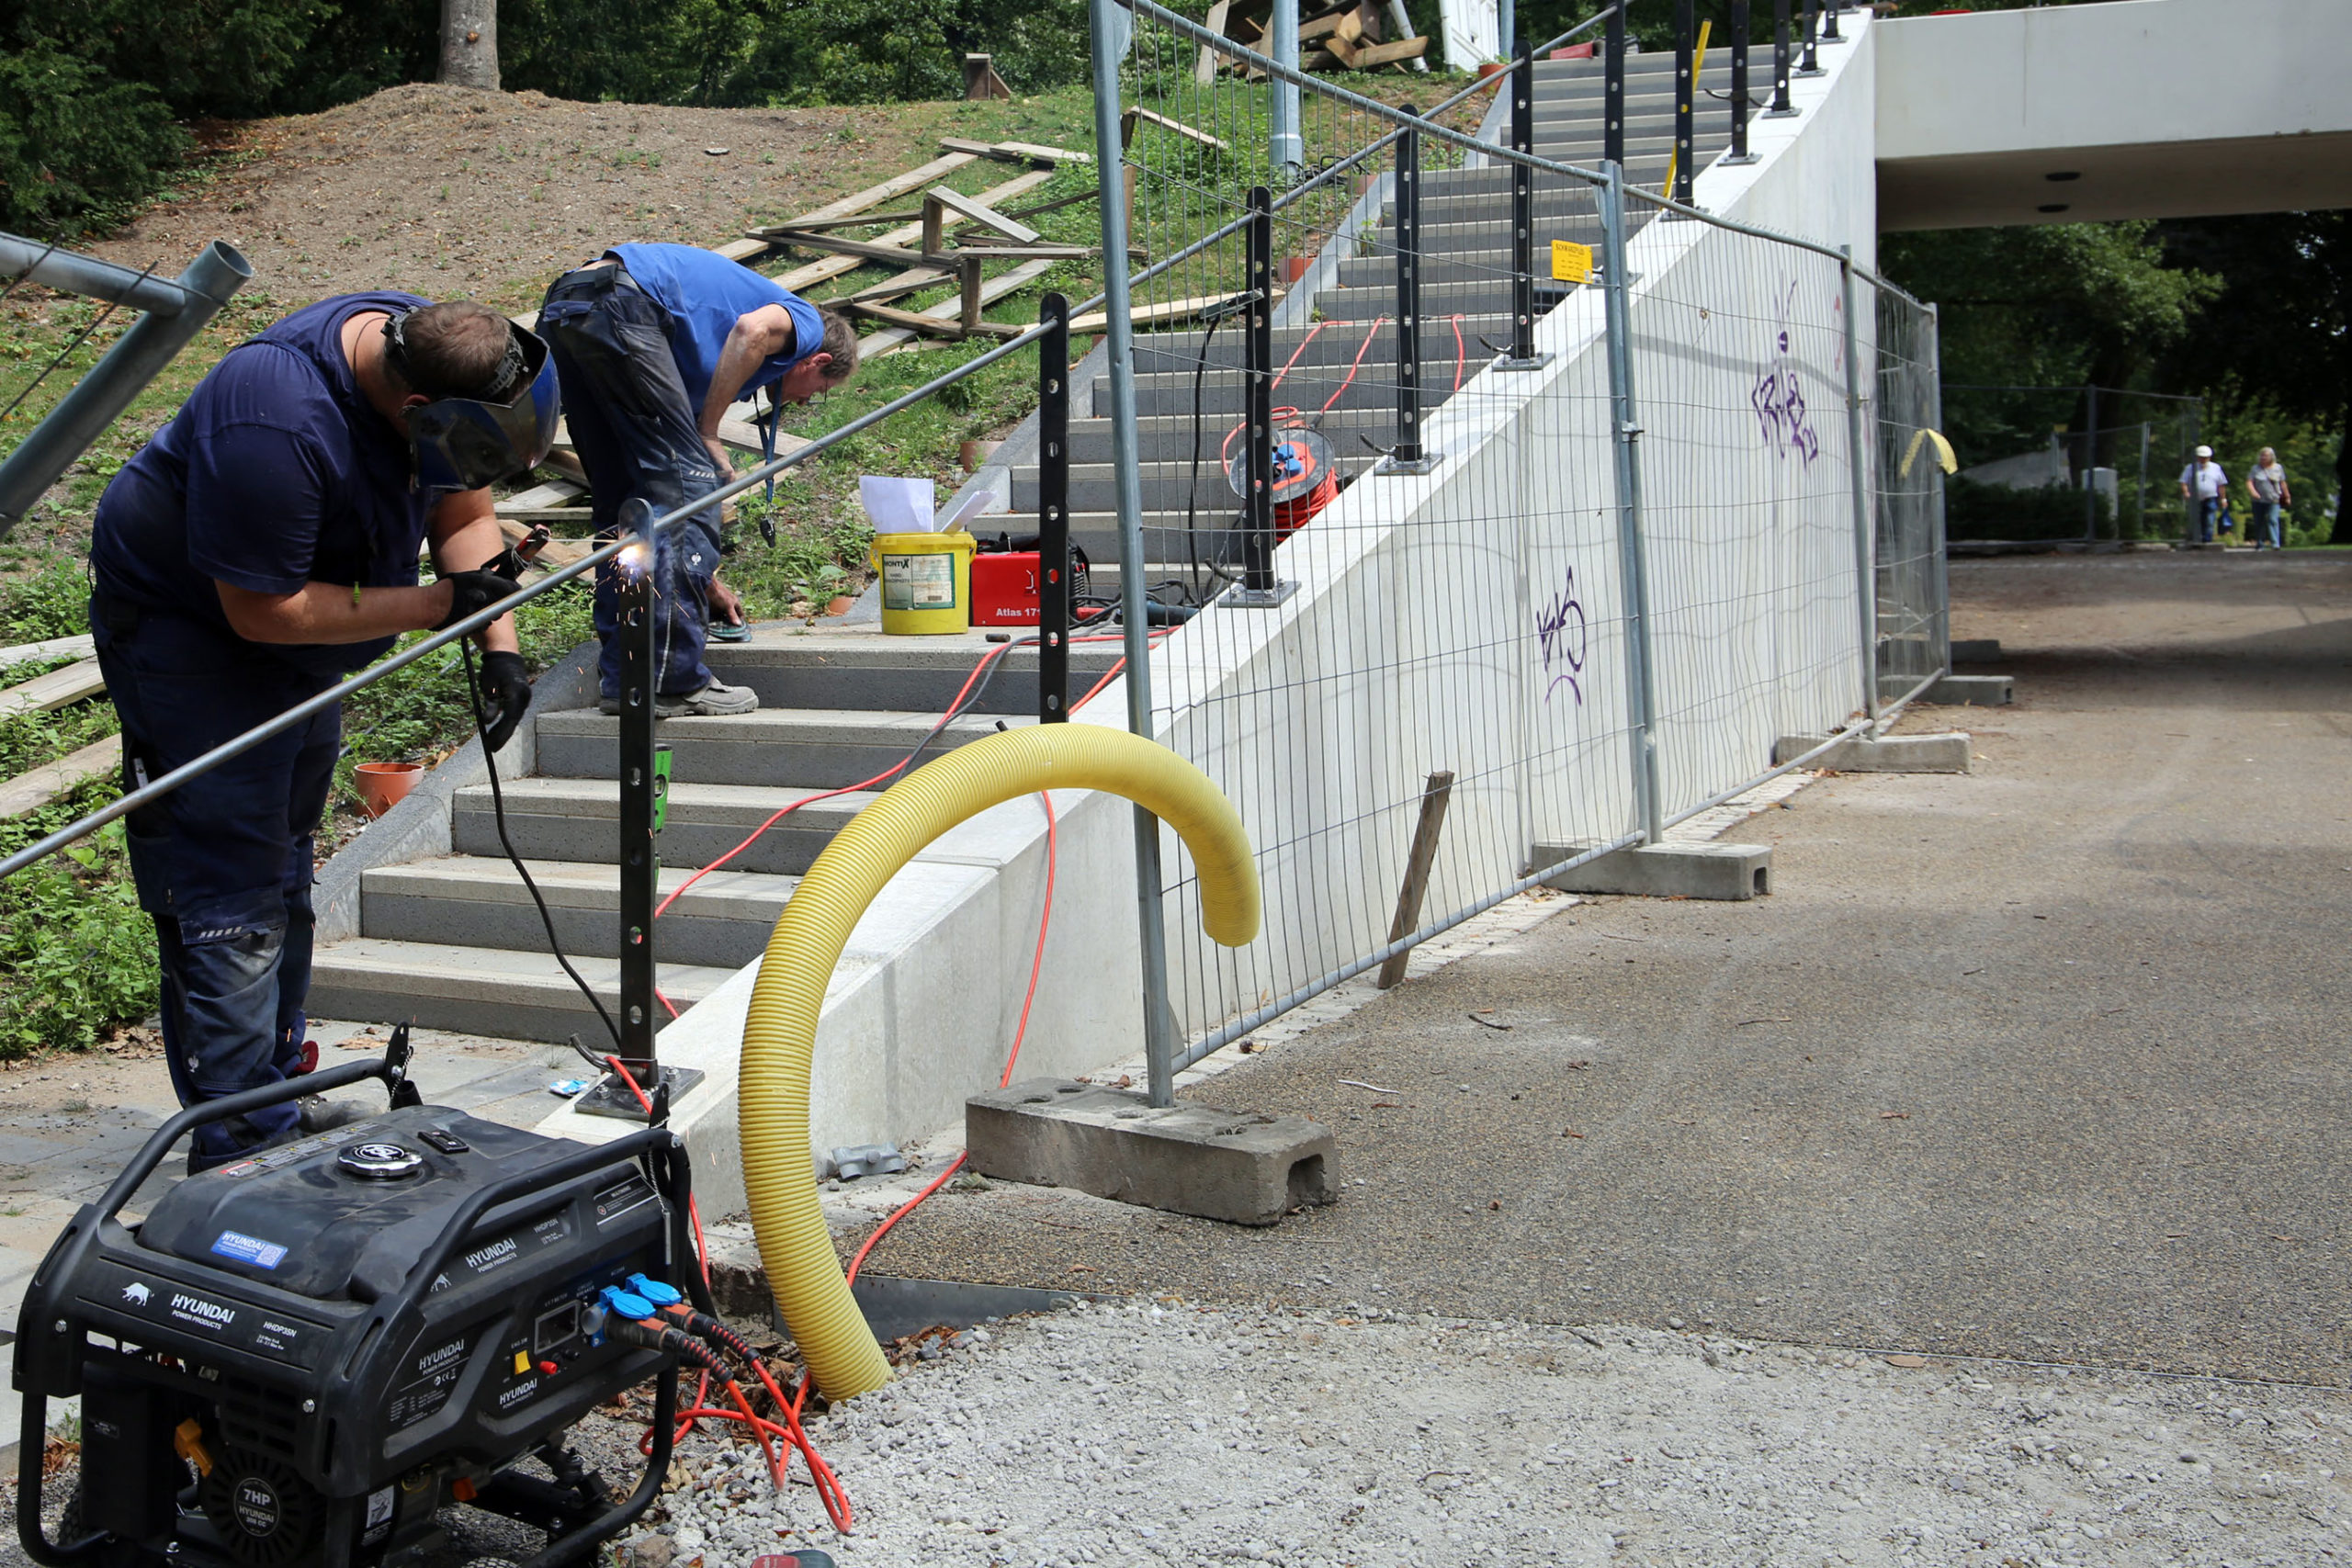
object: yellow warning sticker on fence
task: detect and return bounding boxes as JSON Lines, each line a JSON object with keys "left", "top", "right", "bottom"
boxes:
{"left": 1550, "top": 240, "right": 1594, "bottom": 285}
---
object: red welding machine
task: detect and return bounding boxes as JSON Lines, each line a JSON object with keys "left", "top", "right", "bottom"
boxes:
{"left": 970, "top": 536, "right": 1091, "bottom": 626}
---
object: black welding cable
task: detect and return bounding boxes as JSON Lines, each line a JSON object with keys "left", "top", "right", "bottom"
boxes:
{"left": 461, "top": 640, "right": 625, "bottom": 1051}
{"left": 1181, "top": 313, "right": 1225, "bottom": 607}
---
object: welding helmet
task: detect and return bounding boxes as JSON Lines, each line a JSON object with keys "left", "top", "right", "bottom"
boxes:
{"left": 384, "top": 310, "right": 560, "bottom": 492}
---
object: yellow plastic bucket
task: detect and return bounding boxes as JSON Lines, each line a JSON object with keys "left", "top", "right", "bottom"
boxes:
{"left": 869, "top": 530, "right": 976, "bottom": 635}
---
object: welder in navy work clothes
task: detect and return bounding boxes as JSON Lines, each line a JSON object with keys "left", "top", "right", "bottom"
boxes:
{"left": 87, "top": 296, "right": 559, "bottom": 1170}
{"left": 537, "top": 243, "right": 858, "bottom": 716}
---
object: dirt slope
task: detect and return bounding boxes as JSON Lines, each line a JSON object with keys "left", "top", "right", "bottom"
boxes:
{"left": 85, "top": 83, "right": 939, "bottom": 311}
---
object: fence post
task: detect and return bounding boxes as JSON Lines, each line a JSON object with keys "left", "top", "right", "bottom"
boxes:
{"left": 1798, "top": 0, "right": 1823, "bottom": 76}
{"left": 1926, "top": 301, "right": 1952, "bottom": 675}
{"left": 2082, "top": 382, "right": 2100, "bottom": 541}
{"left": 1089, "top": 0, "right": 1179, "bottom": 1108}
{"left": 1271, "top": 0, "right": 1303, "bottom": 180}
{"left": 1498, "top": 49, "right": 1550, "bottom": 371}
{"left": 1820, "top": 0, "right": 1844, "bottom": 44}
{"left": 1726, "top": 0, "right": 1758, "bottom": 164}
{"left": 1672, "top": 0, "right": 1696, "bottom": 205}
{"left": 1599, "top": 164, "right": 1663, "bottom": 846}
{"left": 1038, "top": 293, "right": 1071, "bottom": 723}
{"left": 1767, "top": 0, "right": 1796, "bottom": 115}
{"left": 1840, "top": 248, "right": 1880, "bottom": 723}
{"left": 1605, "top": 5, "right": 1627, "bottom": 170}
{"left": 1379, "top": 113, "right": 1438, "bottom": 475}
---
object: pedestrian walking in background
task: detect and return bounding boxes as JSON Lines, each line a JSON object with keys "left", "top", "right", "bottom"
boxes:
{"left": 2246, "top": 447, "right": 2292, "bottom": 549}
{"left": 2179, "top": 446, "right": 2228, "bottom": 545}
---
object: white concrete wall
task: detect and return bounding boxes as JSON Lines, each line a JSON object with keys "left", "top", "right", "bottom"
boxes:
{"left": 1876, "top": 0, "right": 2352, "bottom": 227}
{"left": 1877, "top": 0, "right": 2352, "bottom": 164}
{"left": 540, "top": 15, "right": 1890, "bottom": 1177}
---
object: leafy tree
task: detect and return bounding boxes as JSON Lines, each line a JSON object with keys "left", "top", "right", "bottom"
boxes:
{"left": 2156, "top": 212, "right": 2352, "bottom": 542}
{"left": 0, "top": 42, "right": 188, "bottom": 234}
{"left": 1880, "top": 222, "right": 2218, "bottom": 463}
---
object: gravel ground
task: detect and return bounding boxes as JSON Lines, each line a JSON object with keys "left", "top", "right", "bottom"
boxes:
{"left": 621, "top": 1297, "right": 2352, "bottom": 1568}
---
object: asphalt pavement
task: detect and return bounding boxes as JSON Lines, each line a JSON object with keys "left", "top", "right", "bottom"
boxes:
{"left": 863, "top": 550, "right": 2352, "bottom": 1386}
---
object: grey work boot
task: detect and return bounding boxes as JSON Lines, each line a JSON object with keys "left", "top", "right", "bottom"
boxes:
{"left": 598, "top": 678, "right": 761, "bottom": 718}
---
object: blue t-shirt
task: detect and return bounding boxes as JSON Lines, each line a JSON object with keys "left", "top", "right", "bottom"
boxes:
{"left": 90, "top": 292, "right": 435, "bottom": 676}
{"left": 609, "top": 243, "right": 825, "bottom": 413}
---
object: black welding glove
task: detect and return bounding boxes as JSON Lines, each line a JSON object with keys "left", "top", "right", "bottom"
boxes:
{"left": 435, "top": 568, "right": 525, "bottom": 630}
{"left": 476, "top": 649, "right": 533, "bottom": 753}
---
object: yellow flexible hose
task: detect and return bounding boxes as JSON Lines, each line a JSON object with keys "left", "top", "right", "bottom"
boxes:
{"left": 738, "top": 723, "right": 1261, "bottom": 1399}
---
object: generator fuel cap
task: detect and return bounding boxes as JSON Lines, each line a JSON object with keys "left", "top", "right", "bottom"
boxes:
{"left": 337, "top": 1141, "right": 424, "bottom": 1180}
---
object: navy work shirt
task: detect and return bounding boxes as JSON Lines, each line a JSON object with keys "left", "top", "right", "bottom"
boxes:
{"left": 609, "top": 243, "right": 825, "bottom": 414}
{"left": 90, "top": 291, "right": 436, "bottom": 677}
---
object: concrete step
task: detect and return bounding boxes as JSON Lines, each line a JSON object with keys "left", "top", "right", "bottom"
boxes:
{"left": 361, "top": 855, "right": 796, "bottom": 969}
{"left": 1310, "top": 279, "right": 1520, "bottom": 320}
{"left": 1008, "top": 455, "right": 1383, "bottom": 513}
{"left": 306, "top": 937, "right": 737, "bottom": 1044}
{"left": 1334, "top": 248, "right": 1585, "bottom": 288}
{"left": 1062, "top": 406, "right": 1395, "bottom": 462}
{"left": 1116, "top": 361, "right": 1480, "bottom": 418}
{"left": 1127, "top": 313, "right": 1512, "bottom": 374}
{"left": 535, "top": 706, "right": 1031, "bottom": 788}
{"left": 455, "top": 775, "right": 877, "bottom": 875}
{"left": 704, "top": 636, "right": 1118, "bottom": 715}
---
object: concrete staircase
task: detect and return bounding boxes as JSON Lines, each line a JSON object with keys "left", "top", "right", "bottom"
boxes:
{"left": 304, "top": 51, "right": 1730, "bottom": 1047}
{"left": 306, "top": 639, "right": 1114, "bottom": 1042}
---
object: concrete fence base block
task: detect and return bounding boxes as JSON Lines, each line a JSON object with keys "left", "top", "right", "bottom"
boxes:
{"left": 1534, "top": 840, "right": 1771, "bottom": 900}
{"left": 1776, "top": 732, "right": 1973, "bottom": 774}
{"left": 1950, "top": 638, "right": 2003, "bottom": 664}
{"left": 967, "top": 1079, "right": 1336, "bottom": 1226}
{"left": 1926, "top": 673, "right": 2012, "bottom": 706}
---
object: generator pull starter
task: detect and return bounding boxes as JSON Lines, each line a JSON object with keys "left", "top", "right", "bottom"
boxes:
{"left": 13, "top": 1028, "right": 702, "bottom": 1568}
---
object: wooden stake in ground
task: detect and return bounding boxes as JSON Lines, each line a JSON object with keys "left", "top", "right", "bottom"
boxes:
{"left": 963, "top": 54, "right": 1013, "bottom": 100}
{"left": 1376, "top": 770, "right": 1456, "bottom": 988}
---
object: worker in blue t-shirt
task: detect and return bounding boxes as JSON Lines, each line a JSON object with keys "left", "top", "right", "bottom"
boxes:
{"left": 537, "top": 243, "right": 858, "bottom": 716}
{"left": 88, "top": 296, "right": 558, "bottom": 1169}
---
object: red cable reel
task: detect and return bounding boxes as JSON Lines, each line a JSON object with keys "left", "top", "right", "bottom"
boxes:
{"left": 1225, "top": 425, "right": 1340, "bottom": 540}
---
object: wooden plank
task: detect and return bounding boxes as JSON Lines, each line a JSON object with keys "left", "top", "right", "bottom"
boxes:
{"left": 492, "top": 518, "right": 594, "bottom": 569}
{"left": 1375, "top": 771, "right": 1454, "bottom": 988}
{"left": 961, "top": 53, "right": 1012, "bottom": 101}
{"left": 0, "top": 657, "right": 104, "bottom": 722}
{"left": 771, "top": 168, "right": 1054, "bottom": 296}
{"left": 1350, "top": 34, "right": 1429, "bottom": 66}
{"left": 1303, "top": 45, "right": 1340, "bottom": 69}
{"left": 0, "top": 634, "right": 96, "bottom": 670}
{"left": 0, "top": 734, "right": 121, "bottom": 820}
{"left": 495, "top": 506, "right": 595, "bottom": 523}
{"left": 857, "top": 259, "right": 1057, "bottom": 358}
{"left": 925, "top": 185, "right": 1043, "bottom": 244}
{"left": 1384, "top": 0, "right": 1430, "bottom": 68}
{"left": 765, "top": 231, "right": 1098, "bottom": 268}
{"left": 501, "top": 478, "right": 586, "bottom": 513}
{"left": 1066, "top": 292, "right": 1250, "bottom": 335}
{"left": 1298, "top": 5, "right": 1358, "bottom": 43}
{"left": 1121, "top": 106, "right": 1231, "bottom": 154}
{"left": 1195, "top": 0, "right": 1232, "bottom": 82}
{"left": 1322, "top": 36, "right": 1359, "bottom": 67}
{"left": 715, "top": 238, "right": 772, "bottom": 263}
{"left": 958, "top": 256, "right": 987, "bottom": 333}
{"left": 837, "top": 299, "right": 1026, "bottom": 341}
{"left": 763, "top": 150, "right": 981, "bottom": 233}
{"left": 936, "top": 138, "right": 1095, "bottom": 166}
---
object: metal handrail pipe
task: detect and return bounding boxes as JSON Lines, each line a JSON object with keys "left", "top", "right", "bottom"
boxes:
{"left": 0, "top": 314, "right": 1057, "bottom": 884}
{"left": 0, "top": 234, "right": 207, "bottom": 317}
{"left": 0, "top": 240, "right": 253, "bottom": 536}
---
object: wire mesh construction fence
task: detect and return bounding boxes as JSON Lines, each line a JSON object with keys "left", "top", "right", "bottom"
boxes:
{"left": 1872, "top": 283, "right": 1948, "bottom": 711}
{"left": 1091, "top": 0, "right": 1949, "bottom": 1074}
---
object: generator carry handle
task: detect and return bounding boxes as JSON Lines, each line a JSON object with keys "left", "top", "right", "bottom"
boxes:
{"left": 93, "top": 1026, "right": 424, "bottom": 1221}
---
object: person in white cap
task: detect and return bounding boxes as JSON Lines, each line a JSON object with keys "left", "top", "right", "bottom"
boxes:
{"left": 2177, "top": 445, "right": 2228, "bottom": 545}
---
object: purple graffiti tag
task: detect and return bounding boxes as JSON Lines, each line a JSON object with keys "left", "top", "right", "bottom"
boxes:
{"left": 1751, "top": 365, "right": 1822, "bottom": 466}
{"left": 1535, "top": 566, "right": 1589, "bottom": 705}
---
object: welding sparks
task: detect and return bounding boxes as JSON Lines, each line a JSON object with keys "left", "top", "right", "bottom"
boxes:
{"left": 616, "top": 539, "right": 654, "bottom": 581}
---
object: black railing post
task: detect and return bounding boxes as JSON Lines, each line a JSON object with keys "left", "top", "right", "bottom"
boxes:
{"left": 617, "top": 516, "right": 658, "bottom": 1088}
{"left": 1037, "top": 292, "right": 1070, "bottom": 721}
{"left": 1768, "top": 0, "right": 1797, "bottom": 114}
{"left": 1380, "top": 114, "right": 1436, "bottom": 475}
{"left": 1821, "top": 0, "right": 1843, "bottom": 44}
{"left": 1727, "top": 0, "right": 1758, "bottom": 164}
{"left": 1799, "top": 0, "right": 1823, "bottom": 76}
{"left": 1604, "top": 5, "right": 1627, "bottom": 170}
{"left": 1672, "top": 0, "right": 1696, "bottom": 205}
{"left": 1242, "top": 184, "right": 1277, "bottom": 593}
{"left": 1498, "top": 49, "right": 1549, "bottom": 371}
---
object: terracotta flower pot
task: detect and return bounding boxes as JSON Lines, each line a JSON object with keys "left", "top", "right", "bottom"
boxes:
{"left": 959, "top": 439, "right": 1001, "bottom": 473}
{"left": 354, "top": 761, "right": 423, "bottom": 819}
{"left": 1282, "top": 256, "right": 1310, "bottom": 284}
{"left": 825, "top": 594, "right": 855, "bottom": 616}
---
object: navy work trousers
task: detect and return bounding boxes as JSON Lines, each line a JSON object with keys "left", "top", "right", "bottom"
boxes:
{"left": 537, "top": 268, "right": 724, "bottom": 702}
{"left": 92, "top": 604, "right": 336, "bottom": 1164}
